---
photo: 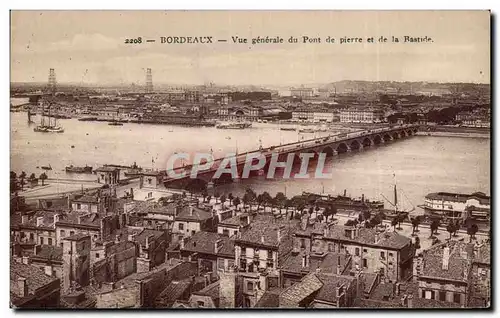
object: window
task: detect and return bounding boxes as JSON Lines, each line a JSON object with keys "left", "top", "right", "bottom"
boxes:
{"left": 197, "top": 301, "right": 205, "bottom": 307}
{"left": 60, "top": 230, "right": 65, "bottom": 237}
{"left": 218, "top": 258, "right": 225, "bottom": 270}
{"left": 70, "top": 231, "right": 75, "bottom": 236}
{"left": 355, "top": 248, "right": 360, "bottom": 256}
{"left": 439, "top": 291, "right": 446, "bottom": 302}
{"left": 328, "top": 243, "right": 334, "bottom": 252}
{"left": 247, "top": 281, "right": 254, "bottom": 292}
{"left": 363, "top": 249, "right": 367, "bottom": 253}
{"left": 362, "top": 258, "right": 367, "bottom": 268}
{"left": 453, "top": 293, "right": 461, "bottom": 304}
{"left": 179, "top": 223, "right": 184, "bottom": 231}
{"left": 389, "top": 252, "right": 393, "bottom": 257}
{"left": 223, "top": 229, "right": 229, "bottom": 236}
{"left": 191, "top": 230, "right": 196, "bottom": 236}
{"left": 29, "top": 233, "right": 34, "bottom": 241}
{"left": 76, "top": 203, "right": 81, "bottom": 209}
{"left": 96, "top": 253, "right": 100, "bottom": 259}
{"left": 300, "top": 239, "right": 306, "bottom": 248}
{"left": 381, "top": 252, "right": 385, "bottom": 259}
{"left": 48, "top": 238, "right": 53, "bottom": 245}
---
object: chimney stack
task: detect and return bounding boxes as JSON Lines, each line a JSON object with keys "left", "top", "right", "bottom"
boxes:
{"left": 442, "top": 246, "right": 450, "bottom": 270}
{"left": 362, "top": 194, "right": 365, "bottom": 202}
{"left": 261, "top": 235, "right": 265, "bottom": 244}
{"left": 189, "top": 206, "right": 194, "bottom": 216}
{"left": 17, "top": 277, "right": 28, "bottom": 297}
{"left": 36, "top": 216, "right": 44, "bottom": 227}
{"left": 336, "top": 255, "right": 342, "bottom": 274}
{"left": 180, "top": 237, "right": 185, "bottom": 249}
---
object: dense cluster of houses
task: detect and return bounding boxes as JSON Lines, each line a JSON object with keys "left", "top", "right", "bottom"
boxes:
{"left": 10, "top": 171, "right": 491, "bottom": 308}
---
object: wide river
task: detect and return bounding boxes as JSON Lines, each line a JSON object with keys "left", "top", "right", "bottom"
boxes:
{"left": 10, "top": 112, "right": 490, "bottom": 211}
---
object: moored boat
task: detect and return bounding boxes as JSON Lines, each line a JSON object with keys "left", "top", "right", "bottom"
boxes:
{"left": 216, "top": 121, "right": 252, "bottom": 129}
{"left": 65, "top": 165, "right": 93, "bottom": 174}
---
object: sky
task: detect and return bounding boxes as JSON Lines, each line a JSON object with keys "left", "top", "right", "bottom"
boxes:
{"left": 11, "top": 11, "right": 490, "bottom": 86}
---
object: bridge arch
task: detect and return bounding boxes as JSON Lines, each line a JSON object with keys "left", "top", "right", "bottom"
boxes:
{"left": 336, "top": 142, "right": 349, "bottom": 154}
{"left": 383, "top": 133, "right": 392, "bottom": 142}
{"left": 350, "top": 140, "right": 361, "bottom": 151}
{"left": 392, "top": 132, "right": 401, "bottom": 139}
{"left": 362, "top": 137, "right": 372, "bottom": 147}
{"left": 320, "top": 146, "right": 336, "bottom": 157}
{"left": 400, "top": 130, "right": 408, "bottom": 137}
{"left": 372, "top": 134, "right": 382, "bottom": 145}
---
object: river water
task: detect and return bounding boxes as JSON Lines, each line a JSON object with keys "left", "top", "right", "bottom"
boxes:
{"left": 10, "top": 112, "right": 490, "bottom": 211}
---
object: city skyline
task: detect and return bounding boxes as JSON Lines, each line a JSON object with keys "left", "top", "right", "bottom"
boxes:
{"left": 11, "top": 11, "right": 490, "bottom": 86}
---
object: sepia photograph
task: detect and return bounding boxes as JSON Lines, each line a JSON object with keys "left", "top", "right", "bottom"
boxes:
{"left": 9, "top": 10, "right": 491, "bottom": 309}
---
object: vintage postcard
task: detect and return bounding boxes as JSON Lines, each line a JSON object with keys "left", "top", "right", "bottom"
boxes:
{"left": 10, "top": 10, "right": 490, "bottom": 309}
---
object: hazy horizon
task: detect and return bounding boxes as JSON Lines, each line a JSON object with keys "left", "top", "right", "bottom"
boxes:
{"left": 11, "top": 11, "right": 490, "bottom": 86}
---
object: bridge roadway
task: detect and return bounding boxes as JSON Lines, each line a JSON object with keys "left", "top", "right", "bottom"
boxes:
{"left": 163, "top": 124, "right": 420, "bottom": 186}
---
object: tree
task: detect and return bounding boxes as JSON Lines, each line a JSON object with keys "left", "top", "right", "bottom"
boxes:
{"left": 467, "top": 222, "right": 479, "bottom": 242}
{"left": 362, "top": 210, "right": 371, "bottom": 221}
{"left": 39, "top": 172, "right": 48, "bottom": 186}
{"left": 430, "top": 219, "right": 440, "bottom": 237}
{"left": 242, "top": 193, "right": 251, "bottom": 209}
{"left": 207, "top": 195, "right": 212, "bottom": 204}
{"left": 257, "top": 194, "right": 264, "bottom": 209}
{"left": 345, "top": 219, "right": 358, "bottom": 227}
{"left": 391, "top": 218, "right": 398, "bottom": 231}
{"left": 261, "top": 191, "right": 273, "bottom": 209}
{"left": 10, "top": 171, "right": 17, "bottom": 180}
{"left": 315, "top": 205, "right": 320, "bottom": 214}
{"left": 182, "top": 191, "right": 187, "bottom": 198}
{"left": 214, "top": 192, "right": 220, "bottom": 203}
{"left": 274, "top": 192, "right": 287, "bottom": 209}
{"left": 233, "top": 196, "right": 241, "bottom": 209}
{"left": 19, "top": 171, "right": 27, "bottom": 191}
{"left": 29, "top": 173, "right": 36, "bottom": 181}
{"left": 411, "top": 217, "right": 421, "bottom": 235}
{"left": 317, "top": 214, "right": 324, "bottom": 223}
{"left": 220, "top": 194, "right": 227, "bottom": 207}
{"left": 397, "top": 213, "right": 405, "bottom": 230}
{"left": 245, "top": 188, "right": 257, "bottom": 206}
{"left": 202, "top": 190, "right": 208, "bottom": 202}
{"left": 323, "top": 207, "right": 332, "bottom": 222}
{"left": 446, "top": 221, "right": 455, "bottom": 240}
{"left": 308, "top": 206, "right": 314, "bottom": 215}
{"left": 228, "top": 193, "right": 234, "bottom": 206}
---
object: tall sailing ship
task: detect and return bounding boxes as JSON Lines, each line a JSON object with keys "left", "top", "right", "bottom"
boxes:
{"left": 34, "top": 103, "right": 64, "bottom": 133}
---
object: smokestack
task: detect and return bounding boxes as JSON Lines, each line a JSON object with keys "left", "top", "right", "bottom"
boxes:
{"left": 17, "top": 277, "right": 28, "bottom": 297}
{"left": 344, "top": 189, "right": 347, "bottom": 197}
{"left": 442, "top": 246, "right": 450, "bottom": 270}
{"left": 362, "top": 194, "right": 365, "bottom": 202}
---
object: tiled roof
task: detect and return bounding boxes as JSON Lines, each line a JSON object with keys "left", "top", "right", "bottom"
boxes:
{"left": 236, "top": 215, "right": 294, "bottom": 248}
{"left": 281, "top": 251, "right": 351, "bottom": 275}
{"left": 280, "top": 273, "right": 323, "bottom": 307}
{"left": 420, "top": 241, "right": 471, "bottom": 282}
{"left": 135, "top": 229, "right": 164, "bottom": 246}
{"left": 219, "top": 213, "right": 247, "bottom": 226}
{"left": 319, "top": 225, "right": 412, "bottom": 250}
{"left": 254, "top": 288, "right": 283, "bottom": 308}
{"left": 314, "top": 273, "right": 356, "bottom": 303}
{"left": 192, "top": 280, "right": 219, "bottom": 300}
{"left": 182, "top": 231, "right": 235, "bottom": 257}
{"left": 154, "top": 278, "right": 192, "bottom": 307}
{"left": 175, "top": 206, "right": 213, "bottom": 222}
{"left": 64, "top": 233, "right": 90, "bottom": 241}
{"left": 10, "top": 260, "right": 58, "bottom": 301}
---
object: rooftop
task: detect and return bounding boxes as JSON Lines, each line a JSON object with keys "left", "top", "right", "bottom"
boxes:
{"left": 175, "top": 205, "right": 213, "bottom": 222}
{"left": 426, "top": 192, "right": 490, "bottom": 205}
{"left": 182, "top": 231, "right": 235, "bottom": 257}
{"left": 11, "top": 260, "right": 58, "bottom": 302}
{"left": 420, "top": 241, "right": 473, "bottom": 283}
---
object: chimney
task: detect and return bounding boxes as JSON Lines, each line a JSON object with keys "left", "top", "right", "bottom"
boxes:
{"left": 375, "top": 233, "right": 380, "bottom": 243}
{"left": 336, "top": 255, "right": 342, "bottom": 274}
{"left": 130, "top": 188, "right": 134, "bottom": 199}
{"left": 180, "top": 237, "right": 185, "bottom": 249}
{"left": 302, "top": 254, "right": 309, "bottom": 268}
{"left": 128, "top": 232, "right": 137, "bottom": 242}
{"left": 442, "top": 246, "right": 450, "bottom": 270}
{"left": 21, "top": 256, "right": 29, "bottom": 265}
{"left": 146, "top": 234, "right": 154, "bottom": 248}
{"left": 362, "top": 194, "right": 365, "bottom": 202}
{"left": 53, "top": 214, "right": 61, "bottom": 225}
{"left": 214, "top": 239, "right": 222, "bottom": 253}
{"left": 344, "top": 189, "right": 347, "bottom": 196}
{"left": 115, "top": 234, "right": 120, "bottom": 244}
{"left": 21, "top": 215, "right": 29, "bottom": 224}
{"left": 261, "top": 235, "right": 265, "bottom": 244}
{"left": 33, "top": 245, "right": 42, "bottom": 256}
{"left": 323, "top": 227, "right": 328, "bottom": 237}
{"left": 189, "top": 206, "right": 194, "bottom": 216}
{"left": 395, "top": 282, "right": 401, "bottom": 296}
{"left": 407, "top": 294, "right": 413, "bottom": 308}
{"left": 36, "top": 216, "right": 44, "bottom": 227}
{"left": 17, "top": 277, "right": 28, "bottom": 297}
